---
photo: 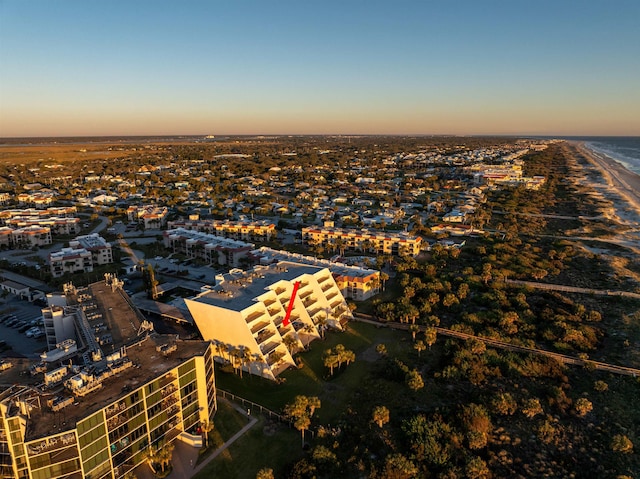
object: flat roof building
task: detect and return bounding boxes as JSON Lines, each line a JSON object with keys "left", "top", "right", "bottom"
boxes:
{"left": 185, "top": 261, "right": 352, "bottom": 381}
{"left": 0, "top": 277, "right": 216, "bottom": 479}
{"left": 0, "top": 336, "right": 215, "bottom": 479}
{"left": 163, "top": 228, "right": 254, "bottom": 268}
{"left": 252, "top": 246, "right": 380, "bottom": 301}
{"left": 302, "top": 226, "right": 423, "bottom": 257}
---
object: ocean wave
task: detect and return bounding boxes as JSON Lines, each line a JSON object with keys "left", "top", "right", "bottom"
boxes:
{"left": 584, "top": 141, "right": 640, "bottom": 176}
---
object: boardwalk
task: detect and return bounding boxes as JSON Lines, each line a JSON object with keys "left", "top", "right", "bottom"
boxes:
{"left": 353, "top": 314, "right": 640, "bottom": 377}
{"left": 502, "top": 279, "right": 640, "bottom": 299}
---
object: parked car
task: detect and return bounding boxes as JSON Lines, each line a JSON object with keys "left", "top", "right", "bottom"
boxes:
{"left": 18, "top": 323, "right": 32, "bottom": 333}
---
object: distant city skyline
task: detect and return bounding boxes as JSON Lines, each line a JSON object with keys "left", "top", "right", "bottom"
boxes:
{"left": 1, "top": 0, "right": 639, "bottom": 137}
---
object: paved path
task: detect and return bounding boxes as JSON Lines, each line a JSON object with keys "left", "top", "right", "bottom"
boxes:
{"left": 151, "top": 398, "right": 258, "bottom": 479}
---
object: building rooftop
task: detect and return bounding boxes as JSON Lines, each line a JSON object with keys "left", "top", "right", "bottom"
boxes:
{"left": 1, "top": 335, "right": 210, "bottom": 442}
{"left": 192, "top": 261, "right": 324, "bottom": 311}
{"left": 252, "top": 246, "right": 378, "bottom": 279}
{"left": 165, "top": 228, "right": 254, "bottom": 251}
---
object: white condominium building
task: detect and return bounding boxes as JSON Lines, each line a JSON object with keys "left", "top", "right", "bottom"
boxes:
{"left": 252, "top": 246, "right": 381, "bottom": 301}
{"left": 163, "top": 228, "right": 254, "bottom": 268}
{"left": 185, "top": 261, "right": 352, "bottom": 381}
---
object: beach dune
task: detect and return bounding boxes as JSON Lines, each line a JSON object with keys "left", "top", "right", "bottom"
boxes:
{"left": 572, "top": 141, "right": 640, "bottom": 224}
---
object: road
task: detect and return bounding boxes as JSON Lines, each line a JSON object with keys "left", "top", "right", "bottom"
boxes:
{"left": 353, "top": 314, "right": 640, "bottom": 377}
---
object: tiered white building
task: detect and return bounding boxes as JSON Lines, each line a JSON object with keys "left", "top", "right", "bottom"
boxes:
{"left": 185, "top": 261, "right": 352, "bottom": 381}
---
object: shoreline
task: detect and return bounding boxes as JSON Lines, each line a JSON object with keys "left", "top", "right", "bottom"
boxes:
{"left": 570, "top": 141, "right": 640, "bottom": 225}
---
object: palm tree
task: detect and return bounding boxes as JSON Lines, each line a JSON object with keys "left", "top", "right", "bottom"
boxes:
{"left": 239, "top": 348, "right": 252, "bottom": 378}
{"left": 414, "top": 340, "right": 426, "bottom": 358}
{"left": 317, "top": 315, "right": 328, "bottom": 339}
{"left": 380, "top": 271, "right": 390, "bottom": 291}
{"left": 323, "top": 349, "right": 339, "bottom": 376}
{"left": 218, "top": 343, "right": 229, "bottom": 363}
{"left": 158, "top": 442, "right": 174, "bottom": 473}
{"left": 424, "top": 327, "right": 437, "bottom": 350}
{"left": 283, "top": 334, "right": 298, "bottom": 356}
{"left": 229, "top": 348, "right": 242, "bottom": 375}
{"left": 409, "top": 324, "right": 420, "bottom": 341}
{"left": 144, "top": 445, "right": 159, "bottom": 473}
{"left": 200, "top": 420, "right": 214, "bottom": 448}
{"left": 284, "top": 396, "right": 321, "bottom": 448}
{"left": 372, "top": 405, "right": 390, "bottom": 428}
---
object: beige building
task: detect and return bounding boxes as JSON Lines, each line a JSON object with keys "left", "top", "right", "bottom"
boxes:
{"left": 163, "top": 228, "right": 253, "bottom": 268}
{"left": 71, "top": 234, "right": 113, "bottom": 265}
{"left": 49, "top": 234, "right": 112, "bottom": 278}
{"left": 126, "top": 205, "right": 169, "bottom": 229}
{"left": 0, "top": 279, "right": 216, "bottom": 479}
{"left": 49, "top": 247, "right": 93, "bottom": 278}
{"left": 168, "top": 219, "right": 275, "bottom": 241}
{"left": 11, "top": 225, "right": 52, "bottom": 248}
{"left": 302, "top": 226, "right": 423, "bottom": 256}
{"left": 185, "top": 261, "right": 352, "bottom": 381}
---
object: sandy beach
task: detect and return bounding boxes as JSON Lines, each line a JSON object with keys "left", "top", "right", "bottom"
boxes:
{"left": 572, "top": 141, "right": 640, "bottom": 226}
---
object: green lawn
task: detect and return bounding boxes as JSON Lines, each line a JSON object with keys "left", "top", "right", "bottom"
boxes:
{"left": 195, "top": 414, "right": 302, "bottom": 479}
{"left": 215, "top": 322, "right": 409, "bottom": 423}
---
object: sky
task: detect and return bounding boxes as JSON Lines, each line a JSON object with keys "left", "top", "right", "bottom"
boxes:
{"left": 1, "top": 0, "right": 639, "bottom": 137}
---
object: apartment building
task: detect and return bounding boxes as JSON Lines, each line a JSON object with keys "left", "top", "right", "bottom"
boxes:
{"left": 302, "top": 226, "right": 423, "bottom": 257}
{"left": 16, "top": 191, "right": 56, "bottom": 208}
{"left": 185, "top": 261, "right": 352, "bottom": 381}
{"left": 0, "top": 279, "right": 216, "bottom": 479}
{"left": 10, "top": 225, "right": 52, "bottom": 248}
{"left": 71, "top": 234, "right": 113, "bottom": 265}
{"left": 252, "top": 247, "right": 380, "bottom": 300}
{"left": 49, "top": 247, "right": 93, "bottom": 278}
{"left": 0, "top": 207, "right": 77, "bottom": 224}
{"left": 5, "top": 217, "right": 79, "bottom": 236}
{"left": 168, "top": 219, "right": 275, "bottom": 241}
{"left": 163, "top": 228, "right": 254, "bottom": 268}
{"left": 49, "top": 234, "right": 112, "bottom": 278}
{"left": 126, "top": 205, "right": 169, "bottom": 229}
{"left": 0, "top": 337, "right": 215, "bottom": 479}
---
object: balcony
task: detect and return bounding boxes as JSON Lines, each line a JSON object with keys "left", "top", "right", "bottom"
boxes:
{"left": 250, "top": 320, "right": 270, "bottom": 334}
{"left": 256, "top": 328, "right": 276, "bottom": 345}
{"left": 245, "top": 310, "right": 266, "bottom": 324}
{"left": 330, "top": 299, "right": 342, "bottom": 309}
{"left": 159, "top": 373, "right": 177, "bottom": 388}
{"left": 260, "top": 341, "right": 280, "bottom": 356}
{"left": 326, "top": 291, "right": 338, "bottom": 301}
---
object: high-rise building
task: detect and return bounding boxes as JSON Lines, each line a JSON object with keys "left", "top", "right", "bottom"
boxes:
{"left": 0, "top": 336, "right": 216, "bottom": 479}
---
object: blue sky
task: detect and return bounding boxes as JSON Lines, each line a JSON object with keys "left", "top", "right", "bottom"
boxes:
{"left": 1, "top": 0, "right": 639, "bottom": 136}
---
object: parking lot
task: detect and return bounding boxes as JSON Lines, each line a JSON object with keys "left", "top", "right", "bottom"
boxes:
{"left": 0, "top": 297, "right": 47, "bottom": 358}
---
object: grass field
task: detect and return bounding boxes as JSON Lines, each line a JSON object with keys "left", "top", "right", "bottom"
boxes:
{"left": 215, "top": 321, "right": 409, "bottom": 423}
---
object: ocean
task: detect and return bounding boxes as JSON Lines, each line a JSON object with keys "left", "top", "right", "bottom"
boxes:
{"left": 576, "top": 136, "right": 640, "bottom": 177}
